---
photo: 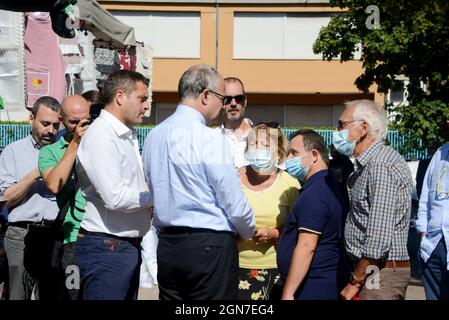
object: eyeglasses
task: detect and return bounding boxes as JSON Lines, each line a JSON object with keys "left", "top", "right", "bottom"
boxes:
{"left": 223, "top": 94, "right": 246, "bottom": 106}
{"left": 337, "top": 119, "right": 363, "bottom": 130}
{"left": 207, "top": 89, "right": 227, "bottom": 105}
{"left": 256, "top": 121, "right": 280, "bottom": 129}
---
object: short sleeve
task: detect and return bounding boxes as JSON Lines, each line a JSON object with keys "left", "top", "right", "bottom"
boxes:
{"left": 296, "top": 194, "right": 328, "bottom": 235}
{"left": 277, "top": 173, "right": 300, "bottom": 229}
{"left": 38, "top": 146, "right": 58, "bottom": 176}
{"left": 0, "top": 145, "right": 17, "bottom": 193}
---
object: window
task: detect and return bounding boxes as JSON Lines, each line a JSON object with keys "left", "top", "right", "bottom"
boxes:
{"left": 234, "top": 12, "right": 361, "bottom": 60}
{"left": 110, "top": 11, "right": 200, "bottom": 58}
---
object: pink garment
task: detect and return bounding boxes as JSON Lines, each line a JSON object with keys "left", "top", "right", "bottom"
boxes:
{"left": 24, "top": 12, "right": 67, "bottom": 109}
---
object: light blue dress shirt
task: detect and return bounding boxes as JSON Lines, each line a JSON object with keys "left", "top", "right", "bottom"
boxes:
{"left": 142, "top": 104, "right": 255, "bottom": 239}
{"left": 416, "top": 144, "right": 449, "bottom": 269}
{"left": 0, "top": 136, "right": 59, "bottom": 223}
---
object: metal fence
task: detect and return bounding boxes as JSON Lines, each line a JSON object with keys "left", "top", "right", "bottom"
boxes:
{"left": 0, "top": 124, "right": 428, "bottom": 160}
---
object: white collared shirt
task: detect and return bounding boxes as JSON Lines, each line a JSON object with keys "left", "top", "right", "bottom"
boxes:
{"left": 219, "top": 118, "right": 253, "bottom": 169}
{"left": 76, "top": 110, "right": 152, "bottom": 237}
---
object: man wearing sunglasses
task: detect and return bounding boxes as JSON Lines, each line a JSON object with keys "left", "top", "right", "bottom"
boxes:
{"left": 219, "top": 77, "right": 253, "bottom": 169}
{"left": 335, "top": 100, "right": 412, "bottom": 300}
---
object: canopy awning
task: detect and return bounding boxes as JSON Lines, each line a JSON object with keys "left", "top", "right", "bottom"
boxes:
{"left": 77, "top": 0, "right": 138, "bottom": 47}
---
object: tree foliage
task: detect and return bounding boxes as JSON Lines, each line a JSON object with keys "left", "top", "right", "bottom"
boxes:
{"left": 313, "top": 0, "right": 449, "bottom": 147}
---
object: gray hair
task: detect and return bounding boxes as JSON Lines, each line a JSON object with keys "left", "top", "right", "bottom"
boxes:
{"left": 31, "top": 96, "right": 61, "bottom": 116}
{"left": 346, "top": 99, "right": 388, "bottom": 141}
{"left": 178, "top": 64, "right": 221, "bottom": 100}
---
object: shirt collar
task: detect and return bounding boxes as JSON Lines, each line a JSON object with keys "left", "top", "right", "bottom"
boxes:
{"left": 29, "top": 135, "right": 42, "bottom": 150}
{"left": 57, "top": 136, "right": 69, "bottom": 148}
{"left": 356, "top": 140, "right": 384, "bottom": 167}
{"left": 302, "top": 169, "right": 328, "bottom": 190}
{"left": 220, "top": 118, "right": 252, "bottom": 139}
{"left": 99, "top": 109, "right": 135, "bottom": 138}
{"left": 176, "top": 104, "right": 206, "bottom": 125}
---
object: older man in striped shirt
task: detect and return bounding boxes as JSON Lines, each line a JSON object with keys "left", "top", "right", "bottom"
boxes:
{"left": 333, "top": 100, "right": 413, "bottom": 300}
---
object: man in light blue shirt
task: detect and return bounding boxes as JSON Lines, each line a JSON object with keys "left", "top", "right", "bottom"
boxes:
{"left": 142, "top": 64, "right": 255, "bottom": 300}
{"left": 0, "top": 96, "right": 61, "bottom": 300}
{"left": 416, "top": 144, "right": 449, "bottom": 300}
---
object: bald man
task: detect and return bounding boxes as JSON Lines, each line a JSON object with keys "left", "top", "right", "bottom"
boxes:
{"left": 38, "top": 95, "right": 90, "bottom": 300}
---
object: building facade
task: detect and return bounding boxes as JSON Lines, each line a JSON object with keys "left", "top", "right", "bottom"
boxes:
{"left": 101, "top": 0, "right": 383, "bottom": 127}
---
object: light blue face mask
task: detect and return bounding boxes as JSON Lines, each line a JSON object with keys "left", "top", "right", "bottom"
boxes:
{"left": 285, "top": 153, "right": 310, "bottom": 182}
{"left": 246, "top": 150, "right": 273, "bottom": 172}
{"left": 332, "top": 129, "right": 356, "bottom": 157}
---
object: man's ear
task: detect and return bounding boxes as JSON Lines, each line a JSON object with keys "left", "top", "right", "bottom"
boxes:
{"left": 28, "top": 112, "right": 34, "bottom": 126}
{"left": 115, "top": 89, "right": 126, "bottom": 106}
{"left": 200, "top": 90, "right": 209, "bottom": 105}
{"left": 360, "top": 120, "right": 369, "bottom": 138}
{"left": 311, "top": 149, "right": 320, "bottom": 163}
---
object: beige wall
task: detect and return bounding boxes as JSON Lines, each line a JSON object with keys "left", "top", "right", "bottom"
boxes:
{"left": 101, "top": 1, "right": 383, "bottom": 104}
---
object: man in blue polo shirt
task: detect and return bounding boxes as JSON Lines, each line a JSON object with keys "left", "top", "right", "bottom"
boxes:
{"left": 277, "top": 129, "right": 345, "bottom": 300}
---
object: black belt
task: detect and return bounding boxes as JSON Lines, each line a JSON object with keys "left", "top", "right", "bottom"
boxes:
{"left": 8, "top": 220, "right": 53, "bottom": 229}
{"left": 160, "top": 226, "right": 234, "bottom": 235}
{"left": 78, "top": 227, "right": 142, "bottom": 246}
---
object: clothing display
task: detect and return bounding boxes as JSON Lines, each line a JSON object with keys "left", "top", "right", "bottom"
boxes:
{"left": 0, "top": 10, "right": 26, "bottom": 116}
{"left": 24, "top": 12, "right": 67, "bottom": 108}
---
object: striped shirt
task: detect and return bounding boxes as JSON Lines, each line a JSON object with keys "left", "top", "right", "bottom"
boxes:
{"left": 345, "top": 141, "right": 412, "bottom": 261}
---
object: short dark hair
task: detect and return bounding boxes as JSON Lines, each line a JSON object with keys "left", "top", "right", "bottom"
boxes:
{"left": 290, "top": 129, "right": 329, "bottom": 166}
{"left": 31, "top": 96, "right": 61, "bottom": 116}
{"left": 102, "top": 70, "right": 149, "bottom": 105}
{"left": 224, "top": 77, "right": 246, "bottom": 95}
{"left": 82, "top": 90, "right": 102, "bottom": 104}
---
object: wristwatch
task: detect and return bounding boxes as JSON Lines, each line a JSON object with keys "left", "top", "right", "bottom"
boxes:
{"left": 350, "top": 272, "right": 365, "bottom": 287}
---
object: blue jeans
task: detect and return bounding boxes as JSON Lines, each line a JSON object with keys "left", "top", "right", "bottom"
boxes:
{"left": 75, "top": 234, "right": 141, "bottom": 300}
{"left": 421, "top": 237, "right": 449, "bottom": 300}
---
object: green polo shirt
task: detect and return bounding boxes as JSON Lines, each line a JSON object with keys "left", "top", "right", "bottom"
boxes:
{"left": 38, "top": 136, "right": 86, "bottom": 245}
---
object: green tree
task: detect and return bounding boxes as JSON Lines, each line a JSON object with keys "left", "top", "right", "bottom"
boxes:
{"left": 313, "top": 0, "right": 449, "bottom": 148}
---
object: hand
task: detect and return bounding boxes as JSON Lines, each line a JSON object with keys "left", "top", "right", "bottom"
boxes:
{"left": 340, "top": 283, "right": 361, "bottom": 300}
{"left": 421, "top": 232, "right": 427, "bottom": 238}
{"left": 72, "top": 119, "right": 90, "bottom": 143}
{"left": 281, "top": 293, "right": 294, "bottom": 300}
{"left": 253, "top": 228, "right": 278, "bottom": 245}
{"left": 30, "top": 168, "right": 41, "bottom": 181}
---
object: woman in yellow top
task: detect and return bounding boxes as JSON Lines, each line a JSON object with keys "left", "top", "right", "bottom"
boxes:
{"left": 238, "top": 123, "right": 300, "bottom": 300}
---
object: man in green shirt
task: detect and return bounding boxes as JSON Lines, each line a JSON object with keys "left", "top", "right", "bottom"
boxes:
{"left": 38, "top": 95, "right": 90, "bottom": 300}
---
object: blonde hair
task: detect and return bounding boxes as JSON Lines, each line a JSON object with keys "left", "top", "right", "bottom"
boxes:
{"left": 246, "top": 124, "right": 288, "bottom": 164}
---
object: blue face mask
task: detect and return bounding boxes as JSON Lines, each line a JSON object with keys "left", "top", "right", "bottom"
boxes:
{"left": 285, "top": 153, "right": 310, "bottom": 182}
{"left": 332, "top": 129, "right": 356, "bottom": 157}
{"left": 246, "top": 150, "right": 273, "bottom": 172}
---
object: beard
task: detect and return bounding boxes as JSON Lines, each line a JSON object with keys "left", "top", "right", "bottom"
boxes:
{"left": 225, "top": 107, "right": 244, "bottom": 123}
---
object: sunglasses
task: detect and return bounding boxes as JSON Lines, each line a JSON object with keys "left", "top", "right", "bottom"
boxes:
{"left": 223, "top": 94, "right": 246, "bottom": 106}
{"left": 208, "top": 89, "right": 247, "bottom": 106}
{"left": 257, "top": 121, "right": 280, "bottom": 129}
{"left": 337, "top": 119, "right": 362, "bottom": 130}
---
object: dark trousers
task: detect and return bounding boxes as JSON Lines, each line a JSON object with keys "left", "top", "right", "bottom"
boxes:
{"left": 157, "top": 228, "right": 238, "bottom": 300}
{"left": 421, "top": 237, "right": 449, "bottom": 300}
{"left": 74, "top": 234, "right": 142, "bottom": 300}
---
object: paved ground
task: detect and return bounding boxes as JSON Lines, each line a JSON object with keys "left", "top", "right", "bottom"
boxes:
{"left": 138, "top": 281, "right": 426, "bottom": 300}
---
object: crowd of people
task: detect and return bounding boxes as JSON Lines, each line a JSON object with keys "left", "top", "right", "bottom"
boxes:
{"left": 0, "top": 64, "right": 448, "bottom": 300}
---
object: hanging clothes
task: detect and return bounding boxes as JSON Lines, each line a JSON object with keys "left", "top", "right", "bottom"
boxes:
{"left": 77, "top": 30, "right": 98, "bottom": 93}
{"left": 24, "top": 12, "right": 66, "bottom": 108}
{"left": 0, "top": 10, "right": 26, "bottom": 117}
{"left": 118, "top": 48, "right": 136, "bottom": 71}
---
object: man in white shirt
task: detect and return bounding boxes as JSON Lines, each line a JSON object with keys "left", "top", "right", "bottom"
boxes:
{"left": 75, "top": 70, "right": 153, "bottom": 300}
{"left": 219, "top": 77, "right": 253, "bottom": 168}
